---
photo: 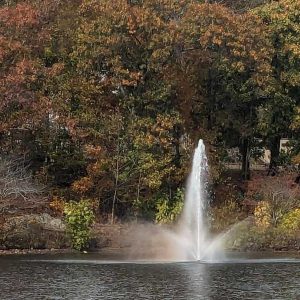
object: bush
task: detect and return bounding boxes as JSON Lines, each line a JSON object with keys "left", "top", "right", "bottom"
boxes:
{"left": 49, "top": 196, "right": 65, "bottom": 216}
{"left": 64, "top": 199, "right": 95, "bottom": 251}
{"left": 226, "top": 223, "right": 299, "bottom": 251}
{"left": 246, "top": 175, "right": 300, "bottom": 226}
{"left": 279, "top": 208, "right": 300, "bottom": 232}
{"left": 254, "top": 201, "right": 271, "bottom": 228}
{"left": 155, "top": 189, "right": 184, "bottom": 224}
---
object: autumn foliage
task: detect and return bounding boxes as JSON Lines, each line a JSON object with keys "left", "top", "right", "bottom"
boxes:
{"left": 1, "top": 0, "right": 300, "bottom": 222}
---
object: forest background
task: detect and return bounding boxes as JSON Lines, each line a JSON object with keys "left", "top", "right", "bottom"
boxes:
{"left": 1, "top": 0, "right": 300, "bottom": 251}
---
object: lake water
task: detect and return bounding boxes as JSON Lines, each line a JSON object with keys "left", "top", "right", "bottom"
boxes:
{"left": 0, "top": 252, "right": 300, "bottom": 299}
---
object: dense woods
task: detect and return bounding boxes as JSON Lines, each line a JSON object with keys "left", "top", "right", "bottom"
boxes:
{"left": 1, "top": 0, "right": 300, "bottom": 233}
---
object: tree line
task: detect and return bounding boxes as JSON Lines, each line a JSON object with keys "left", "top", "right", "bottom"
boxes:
{"left": 1, "top": 0, "right": 300, "bottom": 220}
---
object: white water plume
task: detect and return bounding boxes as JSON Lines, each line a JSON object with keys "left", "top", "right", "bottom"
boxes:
{"left": 178, "top": 139, "right": 209, "bottom": 260}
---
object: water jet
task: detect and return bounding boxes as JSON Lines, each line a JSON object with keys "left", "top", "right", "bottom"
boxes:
{"left": 179, "top": 139, "right": 210, "bottom": 261}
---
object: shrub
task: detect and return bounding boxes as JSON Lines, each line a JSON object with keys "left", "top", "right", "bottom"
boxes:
{"left": 279, "top": 208, "right": 300, "bottom": 232}
{"left": 226, "top": 223, "right": 298, "bottom": 251}
{"left": 254, "top": 201, "right": 271, "bottom": 228}
{"left": 262, "top": 179, "right": 299, "bottom": 226}
{"left": 49, "top": 196, "right": 65, "bottom": 216}
{"left": 155, "top": 188, "right": 184, "bottom": 224}
{"left": 64, "top": 199, "right": 95, "bottom": 251}
{"left": 247, "top": 175, "right": 300, "bottom": 226}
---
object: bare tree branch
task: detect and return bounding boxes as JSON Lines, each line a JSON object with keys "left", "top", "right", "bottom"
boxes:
{"left": 0, "top": 158, "right": 45, "bottom": 213}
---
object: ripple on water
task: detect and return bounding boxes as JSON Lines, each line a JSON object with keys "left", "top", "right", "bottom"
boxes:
{"left": 0, "top": 254, "right": 300, "bottom": 300}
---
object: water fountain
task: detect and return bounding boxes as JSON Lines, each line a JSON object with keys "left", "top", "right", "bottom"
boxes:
{"left": 178, "top": 139, "right": 210, "bottom": 261}
{"left": 127, "top": 139, "right": 222, "bottom": 262}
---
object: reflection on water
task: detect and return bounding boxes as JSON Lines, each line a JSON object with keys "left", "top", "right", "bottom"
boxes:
{"left": 0, "top": 253, "right": 300, "bottom": 300}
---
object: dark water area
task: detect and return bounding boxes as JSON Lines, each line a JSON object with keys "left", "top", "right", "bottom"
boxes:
{"left": 0, "top": 252, "right": 300, "bottom": 300}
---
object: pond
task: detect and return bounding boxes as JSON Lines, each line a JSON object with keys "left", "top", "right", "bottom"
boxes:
{"left": 0, "top": 252, "right": 300, "bottom": 300}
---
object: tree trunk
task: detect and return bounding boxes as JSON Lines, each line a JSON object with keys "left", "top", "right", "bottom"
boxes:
{"left": 267, "top": 135, "right": 281, "bottom": 176}
{"left": 241, "top": 138, "right": 250, "bottom": 180}
{"left": 111, "top": 159, "right": 119, "bottom": 224}
{"left": 111, "top": 130, "right": 120, "bottom": 224}
{"left": 206, "top": 68, "right": 216, "bottom": 131}
{"left": 173, "top": 124, "right": 181, "bottom": 168}
{"left": 136, "top": 171, "right": 141, "bottom": 204}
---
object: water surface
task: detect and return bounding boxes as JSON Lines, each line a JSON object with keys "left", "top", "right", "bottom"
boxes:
{"left": 0, "top": 252, "right": 299, "bottom": 299}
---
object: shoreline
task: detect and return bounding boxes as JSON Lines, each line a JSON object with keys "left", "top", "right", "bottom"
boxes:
{"left": 0, "top": 248, "right": 74, "bottom": 256}
{"left": 1, "top": 247, "right": 299, "bottom": 256}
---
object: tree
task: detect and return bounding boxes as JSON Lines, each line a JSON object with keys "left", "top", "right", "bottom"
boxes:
{"left": 254, "top": 0, "right": 300, "bottom": 174}
{"left": 46, "top": 0, "right": 193, "bottom": 219}
{"left": 220, "top": 0, "right": 269, "bottom": 12}
{"left": 0, "top": 2, "right": 50, "bottom": 149}
{"left": 178, "top": 3, "right": 273, "bottom": 179}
